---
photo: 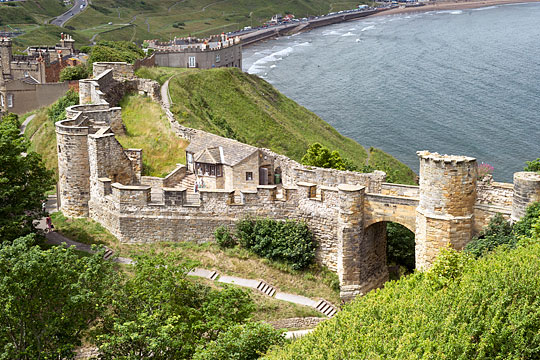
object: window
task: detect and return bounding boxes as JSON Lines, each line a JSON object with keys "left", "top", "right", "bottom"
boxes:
{"left": 7, "top": 94, "right": 13, "bottom": 108}
{"left": 210, "top": 165, "right": 216, "bottom": 176}
{"left": 216, "top": 165, "right": 222, "bottom": 177}
{"left": 0, "top": 94, "right": 4, "bottom": 107}
{"left": 24, "top": 71, "right": 29, "bottom": 77}
{"left": 215, "top": 54, "right": 220, "bottom": 63}
{"left": 246, "top": 172, "right": 253, "bottom": 181}
{"left": 188, "top": 56, "right": 196, "bottom": 68}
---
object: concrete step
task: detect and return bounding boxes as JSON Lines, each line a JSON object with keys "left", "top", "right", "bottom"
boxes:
{"left": 257, "top": 280, "right": 276, "bottom": 297}
{"left": 103, "top": 248, "right": 114, "bottom": 260}
{"left": 315, "top": 299, "right": 338, "bottom": 317}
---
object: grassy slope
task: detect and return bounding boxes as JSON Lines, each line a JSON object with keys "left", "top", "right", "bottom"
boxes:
{"left": 7, "top": 0, "right": 368, "bottom": 47}
{"left": 138, "top": 67, "right": 417, "bottom": 183}
{"left": 116, "top": 94, "right": 188, "bottom": 177}
{"left": 25, "top": 108, "right": 59, "bottom": 178}
{"left": 50, "top": 211, "right": 336, "bottom": 320}
{"left": 64, "top": 0, "right": 366, "bottom": 42}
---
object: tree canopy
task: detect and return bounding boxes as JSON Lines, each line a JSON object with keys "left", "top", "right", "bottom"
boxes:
{"left": 0, "top": 113, "right": 55, "bottom": 243}
{"left": 93, "top": 253, "right": 255, "bottom": 359}
{"left": 0, "top": 235, "right": 115, "bottom": 359}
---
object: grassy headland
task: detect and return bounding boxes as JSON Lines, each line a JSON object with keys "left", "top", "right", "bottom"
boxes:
{"left": 137, "top": 66, "right": 417, "bottom": 183}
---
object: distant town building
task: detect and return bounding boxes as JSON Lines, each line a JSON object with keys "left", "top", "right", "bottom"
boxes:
{"left": 145, "top": 33, "right": 242, "bottom": 69}
{"left": 0, "top": 34, "right": 81, "bottom": 114}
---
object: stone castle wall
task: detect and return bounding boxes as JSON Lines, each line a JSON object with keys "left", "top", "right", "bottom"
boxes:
{"left": 56, "top": 64, "right": 540, "bottom": 301}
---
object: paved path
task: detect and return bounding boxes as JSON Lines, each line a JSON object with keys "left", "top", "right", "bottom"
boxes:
{"left": 161, "top": 77, "right": 173, "bottom": 109}
{"left": 41, "top": 197, "right": 331, "bottom": 336}
{"left": 19, "top": 114, "right": 35, "bottom": 135}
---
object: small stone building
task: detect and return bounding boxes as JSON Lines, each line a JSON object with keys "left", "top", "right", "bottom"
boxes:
{"left": 186, "top": 132, "right": 274, "bottom": 190}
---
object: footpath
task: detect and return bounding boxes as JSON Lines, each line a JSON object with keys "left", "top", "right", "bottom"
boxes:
{"left": 39, "top": 196, "right": 337, "bottom": 338}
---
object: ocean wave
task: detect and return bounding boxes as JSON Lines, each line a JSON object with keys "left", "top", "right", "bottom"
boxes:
{"left": 436, "top": 10, "right": 463, "bottom": 15}
{"left": 361, "top": 25, "right": 375, "bottom": 32}
{"left": 295, "top": 42, "right": 311, "bottom": 47}
{"left": 342, "top": 32, "right": 355, "bottom": 37}
{"left": 247, "top": 46, "right": 294, "bottom": 74}
{"left": 472, "top": 5, "right": 498, "bottom": 11}
{"left": 322, "top": 30, "right": 341, "bottom": 36}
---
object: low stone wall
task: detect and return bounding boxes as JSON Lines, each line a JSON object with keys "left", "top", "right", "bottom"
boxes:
{"left": 267, "top": 317, "right": 326, "bottom": 330}
{"left": 381, "top": 183, "right": 419, "bottom": 197}
{"left": 134, "top": 54, "right": 156, "bottom": 70}
{"left": 93, "top": 62, "right": 135, "bottom": 80}
{"left": 476, "top": 175, "right": 513, "bottom": 208}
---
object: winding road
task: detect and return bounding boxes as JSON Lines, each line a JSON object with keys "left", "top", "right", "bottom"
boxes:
{"left": 51, "top": 0, "right": 88, "bottom": 27}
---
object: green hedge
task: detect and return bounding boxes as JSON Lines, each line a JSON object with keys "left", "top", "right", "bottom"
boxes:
{"left": 235, "top": 217, "right": 316, "bottom": 270}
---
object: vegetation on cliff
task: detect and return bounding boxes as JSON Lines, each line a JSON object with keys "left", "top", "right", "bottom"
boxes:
{"left": 266, "top": 205, "right": 540, "bottom": 360}
{"left": 137, "top": 66, "right": 416, "bottom": 184}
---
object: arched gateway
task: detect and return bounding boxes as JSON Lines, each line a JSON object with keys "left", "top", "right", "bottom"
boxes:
{"left": 55, "top": 64, "right": 540, "bottom": 302}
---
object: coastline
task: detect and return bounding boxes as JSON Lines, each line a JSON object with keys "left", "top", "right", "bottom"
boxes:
{"left": 372, "top": 0, "right": 540, "bottom": 17}
{"left": 241, "top": 0, "right": 540, "bottom": 47}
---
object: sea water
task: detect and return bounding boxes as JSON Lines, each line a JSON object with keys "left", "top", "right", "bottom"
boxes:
{"left": 242, "top": 3, "right": 540, "bottom": 182}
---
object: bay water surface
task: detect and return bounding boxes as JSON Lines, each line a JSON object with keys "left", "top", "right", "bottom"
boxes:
{"left": 242, "top": 3, "right": 540, "bottom": 182}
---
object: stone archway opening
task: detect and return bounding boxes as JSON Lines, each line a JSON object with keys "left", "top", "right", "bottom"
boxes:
{"left": 385, "top": 222, "right": 415, "bottom": 280}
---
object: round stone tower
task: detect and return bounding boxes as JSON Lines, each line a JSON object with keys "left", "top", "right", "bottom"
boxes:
{"left": 511, "top": 172, "right": 540, "bottom": 222}
{"left": 56, "top": 121, "right": 91, "bottom": 217}
{"left": 415, "top": 151, "right": 477, "bottom": 270}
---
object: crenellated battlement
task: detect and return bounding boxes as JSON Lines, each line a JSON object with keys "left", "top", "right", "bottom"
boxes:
{"left": 57, "top": 65, "right": 540, "bottom": 302}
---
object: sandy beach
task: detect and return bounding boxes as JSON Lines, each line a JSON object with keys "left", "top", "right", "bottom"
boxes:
{"left": 374, "top": 0, "right": 540, "bottom": 16}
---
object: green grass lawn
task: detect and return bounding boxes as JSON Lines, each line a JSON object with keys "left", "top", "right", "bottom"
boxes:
{"left": 116, "top": 93, "right": 189, "bottom": 177}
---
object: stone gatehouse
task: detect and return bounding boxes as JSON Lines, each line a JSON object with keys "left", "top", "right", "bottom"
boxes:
{"left": 56, "top": 63, "right": 540, "bottom": 301}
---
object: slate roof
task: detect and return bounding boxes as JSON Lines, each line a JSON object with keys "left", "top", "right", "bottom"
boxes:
{"left": 186, "top": 132, "right": 258, "bottom": 166}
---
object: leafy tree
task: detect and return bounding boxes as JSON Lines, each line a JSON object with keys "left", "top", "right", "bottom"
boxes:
{"left": 0, "top": 114, "right": 55, "bottom": 243}
{"left": 93, "top": 253, "right": 254, "bottom": 359}
{"left": 0, "top": 235, "right": 115, "bottom": 359}
{"left": 301, "top": 142, "right": 346, "bottom": 170}
{"left": 524, "top": 158, "right": 540, "bottom": 173}
{"left": 47, "top": 89, "right": 79, "bottom": 124}
{"left": 464, "top": 213, "right": 514, "bottom": 258}
{"left": 386, "top": 222, "right": 415, "bottom": 271}
{"left": 193, "top": 322, "right": 285, "bottom": 360}
{"left": 59, "top": 64, "right": 89, "bottom": 82}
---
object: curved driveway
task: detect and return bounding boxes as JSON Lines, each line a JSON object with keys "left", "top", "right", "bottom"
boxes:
{"left": 51, "top": 0, "right": 87, "bottom": 27}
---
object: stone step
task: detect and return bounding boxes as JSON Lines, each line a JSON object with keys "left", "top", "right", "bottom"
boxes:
{"left": 257, "top": 280, "right": 276, "bottom": 297}
{"left": 103, "top": 249, "right": 114, "bottom": 260}
{"left": 210, "top": 270, "right": 219, "bottom": 280}
{"left": 315, "top": 299, "right": 338, "bottom": 317}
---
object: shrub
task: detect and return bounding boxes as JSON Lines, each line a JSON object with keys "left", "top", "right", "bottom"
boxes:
{"left": 236, "top": 216, "right": 256, "bottom": 248}
{"left": 59, "top": 64, "right": 88, "bottom": 82}
{"left": 513, "top": 201, "right": 540, "bottom": 238}
{"left": 524, "top": 158, "right": 540, "bottom": 173}
{"left": 235, "top": 217, "right": 316, "bottom": 270}
{"left": 47, "top": 89, "right": 79, "bottom": 124}
{"left": 477, "top": 162, "right": 494, "bottom": 179}
{"left": 193, "top": 322, "right": 284, "bottom": 360}
{"left": 214, "top": 225, "right": 236, "bottom": 248}
{"left": 465, "top": 213, "right": 514, "bottom": 258}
